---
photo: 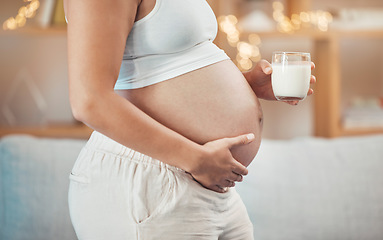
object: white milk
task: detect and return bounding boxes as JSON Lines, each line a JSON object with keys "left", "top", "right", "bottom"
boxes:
{"left": 271, "top": 63, "right": 311, "bottom": 101}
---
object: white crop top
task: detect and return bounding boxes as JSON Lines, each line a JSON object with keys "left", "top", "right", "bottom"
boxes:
{"left": 66, "top": 0, "right": 230, "bottom": 89}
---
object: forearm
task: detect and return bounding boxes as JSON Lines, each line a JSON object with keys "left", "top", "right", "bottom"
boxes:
{"left": 74, "top": 91, "right": 202, "bottom": 171}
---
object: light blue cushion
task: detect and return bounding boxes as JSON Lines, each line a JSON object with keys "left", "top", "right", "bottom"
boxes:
{"left": 0, "top": 134, "right": 86, "bottom": 240}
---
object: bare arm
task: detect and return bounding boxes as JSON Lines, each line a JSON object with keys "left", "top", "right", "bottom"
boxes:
{"left": 64, "top": 0, "right": 252, "bottom": 192}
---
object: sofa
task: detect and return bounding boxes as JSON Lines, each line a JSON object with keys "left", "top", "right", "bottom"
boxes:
{"left": 1, "top": 133, "right": 383, "bottom": 240}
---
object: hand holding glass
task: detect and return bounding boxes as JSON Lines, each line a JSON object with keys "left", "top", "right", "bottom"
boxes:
{"left": 271, "top": 52, "right": 311, "bottom": 101}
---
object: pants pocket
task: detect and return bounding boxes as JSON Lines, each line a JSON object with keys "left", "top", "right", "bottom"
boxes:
{"left": 69, "top": 171, "right": 91, "bottom": 184}
{"left": 69, "top": 147, "right": 93, "bottom": 184}
{"left": 132, "top": 163, "right": 176, "bottom": 225}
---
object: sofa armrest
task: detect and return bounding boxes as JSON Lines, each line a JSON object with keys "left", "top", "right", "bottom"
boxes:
{"left": 0, "top": 134, "right": 86, "bottom": 240}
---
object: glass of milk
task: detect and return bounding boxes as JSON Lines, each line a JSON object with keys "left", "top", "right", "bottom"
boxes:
{"left": 271, "top": 52, "right": 311, "bottom": 101}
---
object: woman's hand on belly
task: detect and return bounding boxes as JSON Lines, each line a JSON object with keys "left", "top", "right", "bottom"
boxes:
{"left": 117, "top": 59, "right": 263, "bottom": 192}
{"left": 187, "top": 133, "right": 255, "bottom": 193}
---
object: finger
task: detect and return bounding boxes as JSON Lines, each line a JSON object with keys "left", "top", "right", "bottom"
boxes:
{"left": 228, "top": 172, "right": 243, "bottom": 182}
{"left": 258, "top": 59, "right": 272, "bottom": 74}
{"left": 229, "top": 181, "right": 236, "bottom": 187}
{"left": 223, "top": 179, "right": 236, "bottom": 188}
{"left": 232, "top": 161, "right": 249, "bottom": 176}
{"left": 283, "top": 100, "right": 299, "bottom": 105}
{"left": 307, "top": 88, "right": 314, "bottom": 95}
{"left": 310, "top": 75, "right": 316, "bottom": 84}
{"left": 219, "top": 178, "right": 231, "bottom": 188}
{"left": 225, "top": 133, "right": 255, "bottom": 148}
{"left": 212, "top": 185, "right": 227, "bottom": 193}
{"left": 311, "top": 62, "right": 315, "bottom": 70}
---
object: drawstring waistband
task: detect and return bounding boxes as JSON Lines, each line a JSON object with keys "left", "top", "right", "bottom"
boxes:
{"left": 84, "top": 131, "right": 184, "bottom": 172}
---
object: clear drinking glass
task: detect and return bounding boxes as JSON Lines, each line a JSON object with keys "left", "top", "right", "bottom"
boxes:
{"left": 271, "top": 51, "right": 311, "bottom": 101}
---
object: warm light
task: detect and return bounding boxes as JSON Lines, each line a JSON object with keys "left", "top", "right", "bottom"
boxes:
{"left": 18, "top": 6, "right": 27, "bottom": 15}
{"left": 237, "top": 42, "right": 252, "bottom": 56}
{"left": 3, "top": 0, "right": 40, "bottom": 30}
{"left": 238, "top": 58, "right": 253, "bottom": 71}
{"left": 248, "top": 34, "right": 261, "bottom": 45}
{"left": 318, "top": 21, "right": 328, "bottom": 31}
{"left": 252, "top": 46, "right": 260, "bottom": 57}
{"left": 272, "top": 1, "right": 332, "bottom": 33}
{"left": 273, "top": 11, "right": 285, "bottom": 22}
{"left": 15, "top": 14, "right": 26, "bottom": 27}
{"left": 30, "top": 0, "right": 40, "bottom": 10}
{"left": 227, "top": 15, "right": 238, "bottom": 24}
{"left": 279, "top": 16, "right": 294, "bottom": 33}
{"left": 272, "top": 1, "right": 284, "bottom": 11}
{"left": 218, "top": 15, "right": 262, "bottom": 71}
{"left": 218, "top": 2, "right": 332, "bottom": 69}
{"left": 324, "top": 12, "right": 333, "bottom": 22}
{"left": 299, "top": 12, "right": 310, "bottom": 23}
{"left": 6, "top": 17, "right": 18, "bottom": 30}
{"left": 250, "top": 54, "right": 261, "bottom": 63}
{"left": 291, "top": 14, "right": 301, "bottom": 27}
{"left": 227, "top": 35, "right": 239, "bottom": 47}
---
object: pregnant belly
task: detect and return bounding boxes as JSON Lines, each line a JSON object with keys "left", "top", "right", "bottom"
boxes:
{"left": 116, "top": 59, "right": 263, "bottom": 167}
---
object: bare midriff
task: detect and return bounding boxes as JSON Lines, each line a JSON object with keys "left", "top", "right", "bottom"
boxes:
{"left": 115, "top": 59, "right": 263, "bottom": 167}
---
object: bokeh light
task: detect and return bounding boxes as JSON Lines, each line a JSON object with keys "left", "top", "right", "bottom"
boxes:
{"left": 3, "top": 0, "right": 40, "bottom": 30}
{"left": 218, "top": 1, "right": 333, "bottom": 71}
{"left": 218, "top": 15, "right": 262, "bottom": 71}
{"left": 273, "top": 1, "right": 333, "bottom": 33}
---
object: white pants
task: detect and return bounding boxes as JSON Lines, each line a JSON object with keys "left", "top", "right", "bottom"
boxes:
{"left": 68, "top": 131, "right": 254, "bottom": 240}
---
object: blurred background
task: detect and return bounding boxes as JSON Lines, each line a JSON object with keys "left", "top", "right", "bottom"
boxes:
{"left": 1, "top": 2, "right": 383, "bottom": 239}
{"left": 1, "top": 0, "right": 383, "bottom": 140}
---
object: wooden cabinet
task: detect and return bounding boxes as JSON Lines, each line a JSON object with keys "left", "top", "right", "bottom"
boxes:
{"left": 210, "top": 0, "right": 383, "bottom": 138}
{"left": 0, "top": 26, "right": 67, "bottom": 36}
{"left": 313, "top": 31, "right": 383, "bottom": 137}
{"left": 0, "top": 124, "right": 92, "bottom": 139}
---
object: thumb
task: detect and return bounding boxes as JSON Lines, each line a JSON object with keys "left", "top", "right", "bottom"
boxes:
{"left": 258, "top": 59, "right": 272, "bottom": 75}
{"left": 226, "top": 133, "right": 255, "bottom": 148}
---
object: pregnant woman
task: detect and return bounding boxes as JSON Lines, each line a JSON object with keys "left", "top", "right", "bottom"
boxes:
{"left": 65, "top": 0, "right": 315, "bottom": 239}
